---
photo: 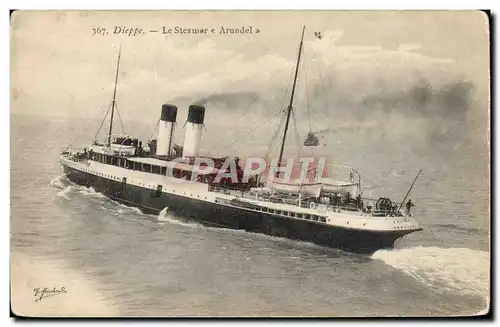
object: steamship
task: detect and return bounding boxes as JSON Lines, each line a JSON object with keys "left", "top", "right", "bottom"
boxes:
{"left": 60, "top": 26, "right": 422, "bottom": 254}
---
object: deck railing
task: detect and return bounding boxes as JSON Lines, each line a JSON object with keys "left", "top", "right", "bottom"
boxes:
{"left": 207, "top": 185, "right": 405, "bottom": 217}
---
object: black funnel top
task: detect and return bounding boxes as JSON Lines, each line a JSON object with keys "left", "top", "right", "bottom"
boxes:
{"left": 161, "top": 104, "right": 178, "bottom": 122}
{"left": 187, "top": 105, "right": 206, "bottom": 124}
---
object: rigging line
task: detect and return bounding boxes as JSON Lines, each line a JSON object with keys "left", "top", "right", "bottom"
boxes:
{"left": 208, "top": 44, "right": 296, "bottom": 155}
{"left": 93, "top": 103, "right": 113, "bottom": 141}
{"left": 264, "top": 108, "right": 287, "bottom": 160}
{"left": 260, "top": 65, "right": 296, "bottom": 158}
{"left": 221, "top": 108, "right": 285, "bottom": 151}
{"left": 209, "top": 93, "right": 261, "bottom": 154}
{"left": 247, "top": 65, "right": 294, "bottom": 156}
{"left": 302, "top": 47, "right": 317, "bottom": 157}
{"left": 293, "top": 54, "right": 314, "bottom": 160}
{"left": 258, "top": 108, "right": 286, "bottom": 185}
{"left": 318, "top": 59, "right": 332, "bottom": 133}
{"left": 258, "top": 111, "right": 284, "bottom": 185}
{"left": 220, "top": 109, "right": 284, "bottom": 157}
{"left": 302, "top": 47, "right": 313, "bottom": 133}
{"left": 290, "top": 61, "right": 306, "bottom": 159}
{"left": 171, "top": 122, "right": 179, "bottom": 148}
{"left": 291, "top": 107, "right": 304, "bottom": 160}
{"left": 281, "top": 64, "right": 296, "bottom": 104}
{"left": 148, "top": 119, "right": 160, "bottom": 141}
{"left": 210, "top": 70, "right": 295, "bottom": 156}
{"left": 64, "top": 106, "right": 110, "bottom": 150}
{"left": 114, "top": 102, "right": 126, "bottom": 134}
{"left": 209, "top": 63, "right": 296, "bottom": 154}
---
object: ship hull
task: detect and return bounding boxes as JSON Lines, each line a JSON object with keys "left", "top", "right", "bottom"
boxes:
{"left": 62, "top": 164, "right": 412, "bottom": 254}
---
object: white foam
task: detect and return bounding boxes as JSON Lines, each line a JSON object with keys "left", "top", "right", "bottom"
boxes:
{"left": 157, "top": 206, "right": 169, "bottom": 221}
{"left": 372, "top": 246, "right": 490, "bottom": 298}
{"left": 158, "top": 207, "right": 168, "bottom": 220}
{"left": 155, "top": 207, "right": 199, "bottom": 228}
{"left": 113, "top": 202, "right": 143, "bottom": 215}
{"left": 56, "top": 186, "right": 72, "bottom": 200}
{"left": 154, "top": 213, "right": 201, "bottom": 228}
{"left": 49, "top": 174, "right": 67, "bottom": 189}
{"left": 76, "top": 187, "right": 107, "bottom": 199}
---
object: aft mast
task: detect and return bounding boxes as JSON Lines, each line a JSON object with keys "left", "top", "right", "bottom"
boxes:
{"left": 275, "top": 26, "right": 306, "bottom": 178}
{"left": 107, "top": 46, "right": 122, "bottom": 147}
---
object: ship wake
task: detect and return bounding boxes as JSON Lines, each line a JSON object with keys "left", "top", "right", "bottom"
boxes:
{"left": 372, "top": 246, "right": 489, "bottom": 301}
{"left": 50, "top": 174, "right": 112, "bottom": 202}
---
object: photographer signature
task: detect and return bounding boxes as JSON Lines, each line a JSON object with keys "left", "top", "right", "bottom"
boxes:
{"left": 33, "top": 287, "right": 67, "bottom": 302}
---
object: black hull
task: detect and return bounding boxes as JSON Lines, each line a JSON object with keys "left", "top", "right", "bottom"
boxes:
{"left": 62, "top": 165, "right": 411, "bottom": 254}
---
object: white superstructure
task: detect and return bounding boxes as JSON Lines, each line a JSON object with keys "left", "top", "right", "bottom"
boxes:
{"left": 60, "top": 154, "right": 421, "bottom": 233}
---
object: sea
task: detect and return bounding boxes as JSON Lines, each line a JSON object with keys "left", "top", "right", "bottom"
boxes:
{"left": 10, "top": 113, "right": 490, "bottom": 317}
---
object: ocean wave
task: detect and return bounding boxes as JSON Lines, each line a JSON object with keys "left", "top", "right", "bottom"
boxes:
{"left": 372, "top": 246, "right": 490, "bottom": 298}
{"left": 56, "top": 185, "right": 72, "bottom": 200}
{"left": 107, "top": 199, "right": 144, "bottom": 215}
{"left": 49, "top": 174, "right": 68, "bottom": 189}
{"left": 153, "top": 209, "right": 202, "bottom": 228}
{"left": 76, "top": 187, "right": 107, "bottom": 199}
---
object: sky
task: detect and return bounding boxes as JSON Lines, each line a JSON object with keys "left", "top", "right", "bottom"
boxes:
{"left": 10, "top": 11, "right": 490, "bottom": 152}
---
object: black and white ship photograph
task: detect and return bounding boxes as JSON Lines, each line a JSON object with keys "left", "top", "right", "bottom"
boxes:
{"left": 10, "top": 10, "right": 490, "bottom": 317}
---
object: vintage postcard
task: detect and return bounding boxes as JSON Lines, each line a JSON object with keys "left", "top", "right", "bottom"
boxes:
{"left": 10, "top": 10, "right": 490, "bottom": 317}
